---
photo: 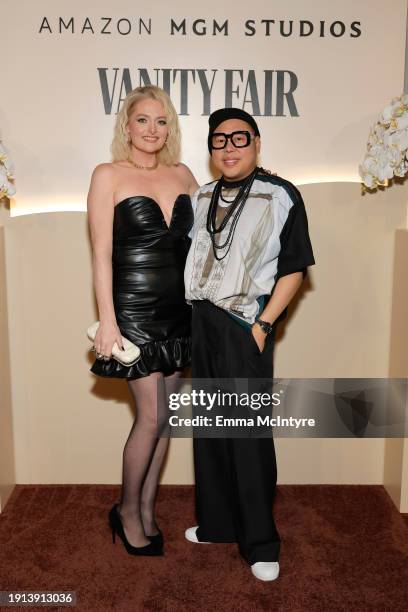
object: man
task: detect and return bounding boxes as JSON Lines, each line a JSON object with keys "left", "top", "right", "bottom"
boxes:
{"left": 184, "top": 108, "right": 315, "bottom": 581}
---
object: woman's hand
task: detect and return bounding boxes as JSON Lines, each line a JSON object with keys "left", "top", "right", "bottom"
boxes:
{"left": 93, "top": 321, "right": 124, "bottom": 359}
{"left": 251, "top": 322, "right": 267, "bottom": 353}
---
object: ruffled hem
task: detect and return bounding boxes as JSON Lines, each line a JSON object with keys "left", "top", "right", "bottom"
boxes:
{"left": 90, "top": 335, "right": 191, "bottom": 379}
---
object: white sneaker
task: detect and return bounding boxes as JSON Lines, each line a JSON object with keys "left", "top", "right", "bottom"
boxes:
{"left": 184, "top": 526, "right": 211, "bottom": 544}
{"left": 251, "top": 561, "right": 280, "bottom": 581}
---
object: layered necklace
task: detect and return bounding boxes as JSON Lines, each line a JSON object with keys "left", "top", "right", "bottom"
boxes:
{"left": 206, "top": 166, "right": 258, "bottom": 261}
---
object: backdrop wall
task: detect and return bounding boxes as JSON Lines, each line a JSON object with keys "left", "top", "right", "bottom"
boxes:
{"left": 1, "top": 0, "right": 406, "bottom": 213}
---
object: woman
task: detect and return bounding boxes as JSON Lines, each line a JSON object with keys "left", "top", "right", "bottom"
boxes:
{"left": 87, "top": 85, "right": 198, "bottom": 556}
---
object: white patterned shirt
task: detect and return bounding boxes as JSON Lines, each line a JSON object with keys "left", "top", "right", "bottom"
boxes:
{"left": 184, "top": 169, "right": 315, "bottom": 326}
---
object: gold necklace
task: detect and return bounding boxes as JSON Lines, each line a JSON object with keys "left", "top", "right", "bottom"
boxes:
{"left": 127, "top": 156, "right": 158, "bottom": 171}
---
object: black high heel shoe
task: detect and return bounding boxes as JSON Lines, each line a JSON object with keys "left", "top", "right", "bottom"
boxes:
{"left": 109, "top": 504, "right": 163, "bottom": 556}
{"left": 147, "top": 528, "right": 164, "bottom": 548}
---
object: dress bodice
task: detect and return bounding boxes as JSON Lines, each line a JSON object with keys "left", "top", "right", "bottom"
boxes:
{"left": 113, "top": 194, "right": 193, "bottom": 242}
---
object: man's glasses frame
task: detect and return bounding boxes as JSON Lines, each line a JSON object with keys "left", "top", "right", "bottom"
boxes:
{"left": 210, "top": 130, "right": 256, "bottom": 149}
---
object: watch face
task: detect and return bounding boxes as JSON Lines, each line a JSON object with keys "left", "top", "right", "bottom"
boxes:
{"left": 259, "top": 320, "right": 272, "bottom": 333}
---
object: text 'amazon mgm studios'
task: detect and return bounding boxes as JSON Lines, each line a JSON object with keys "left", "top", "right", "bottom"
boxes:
{"left": 38, "top": 16, "right": 362, "bottom": 117}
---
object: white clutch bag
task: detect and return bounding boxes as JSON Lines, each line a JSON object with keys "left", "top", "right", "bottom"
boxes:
{"left": 87, "top": 321, "right": 141, "bottom": 366}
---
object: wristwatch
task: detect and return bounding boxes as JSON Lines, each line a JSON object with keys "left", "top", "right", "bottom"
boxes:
{"left": 255, "top": 317, "right": 274, "bottom": 335}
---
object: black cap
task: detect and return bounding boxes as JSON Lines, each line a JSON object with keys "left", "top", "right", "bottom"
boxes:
{"left": 208, "top": 107, "right": 260, "bottom": 153}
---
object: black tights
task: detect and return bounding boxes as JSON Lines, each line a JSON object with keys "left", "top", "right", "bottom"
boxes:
{"left": 117, "top": 369, "right": 181, "bottom": 547}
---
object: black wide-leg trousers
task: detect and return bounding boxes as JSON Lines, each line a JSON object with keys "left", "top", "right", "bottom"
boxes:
{"left": 191, "top": 300, "right": 281, "bottom": 565}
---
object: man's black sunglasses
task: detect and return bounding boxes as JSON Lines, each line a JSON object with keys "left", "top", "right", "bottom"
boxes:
{"left": 210, "top": 130, "right": 256, "bottom": 149}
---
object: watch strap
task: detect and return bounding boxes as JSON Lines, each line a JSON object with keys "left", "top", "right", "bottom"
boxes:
{"left": 256, "top": 317, "right": 274, "bottom": 334}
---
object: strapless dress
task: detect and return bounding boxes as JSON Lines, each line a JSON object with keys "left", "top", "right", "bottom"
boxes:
{"left": 90, "top": 193, "right": 194, "bottom": 378}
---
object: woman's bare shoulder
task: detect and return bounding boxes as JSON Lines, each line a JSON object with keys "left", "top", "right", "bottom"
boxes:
{"left": 173, "top": 162, "right": 195, "bottom": 178}
{"left": 91, "top": 162, "right": 118, "bottom": 177}
{"left": 172, "top": 162, "right": 199, "bottom": 193}
{"left": 90, "top": 162, "right": 128, "bottom": 189}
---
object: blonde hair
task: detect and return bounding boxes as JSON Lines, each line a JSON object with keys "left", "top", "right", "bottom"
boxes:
{"left": 111, "top": 85, "right": 181, "bottom": 165}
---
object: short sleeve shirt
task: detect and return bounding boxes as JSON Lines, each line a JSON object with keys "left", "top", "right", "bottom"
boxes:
{"left": 184, "top": 169, "right": 315, "bottom": 326}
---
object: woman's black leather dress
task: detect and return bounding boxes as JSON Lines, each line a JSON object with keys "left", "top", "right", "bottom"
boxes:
{"left": 90, "top": 193, "right": 194, "bottom": 378}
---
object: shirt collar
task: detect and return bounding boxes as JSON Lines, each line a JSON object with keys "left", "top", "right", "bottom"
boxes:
{"left": 220, "top": 167, "right": 258, "bottom": 190}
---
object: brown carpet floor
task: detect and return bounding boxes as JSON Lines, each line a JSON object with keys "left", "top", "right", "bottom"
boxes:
{"left": 0, "top": 485, "right": 407, "bottom": 611}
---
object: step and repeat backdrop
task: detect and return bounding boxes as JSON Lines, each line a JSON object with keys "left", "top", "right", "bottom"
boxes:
{"left": 1, "top": 0, "right": 406, "bottom": 214}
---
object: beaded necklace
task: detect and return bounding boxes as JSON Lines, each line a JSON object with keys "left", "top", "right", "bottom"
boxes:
{"left": 206, "top": 167, "right": 258, "bottom": 261}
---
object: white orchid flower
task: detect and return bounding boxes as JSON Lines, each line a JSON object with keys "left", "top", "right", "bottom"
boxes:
{"left": 377, "top": 160, "right": 394, "bottom": 182}
{"left": 361, "top": 156, "right": 377, "bottom": 173}
{"left": 6, "top": 180, "right": 16, "bottom": 196}
{"left": 381, "top": 105, "right": 394, "bottom": 122}
{"left": 360, "top": 94, "right": 408, "bottom": 190}
{"left": 396, "top": 115, "right": 408, "bottom": 130}
{"left": 395, "top": 160, "right": 408, "bottom": 176}
{"left": 360, "top": 171, "right": 375, "bottom": 188}
{"left": 0, "top": 139, "right": 16, "bottom": 198}
{"left": 3, "top": 156, "right": 15, "bottom": 177}
{"left": 0, "top": 177, "right": 16, "bottom": 197}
